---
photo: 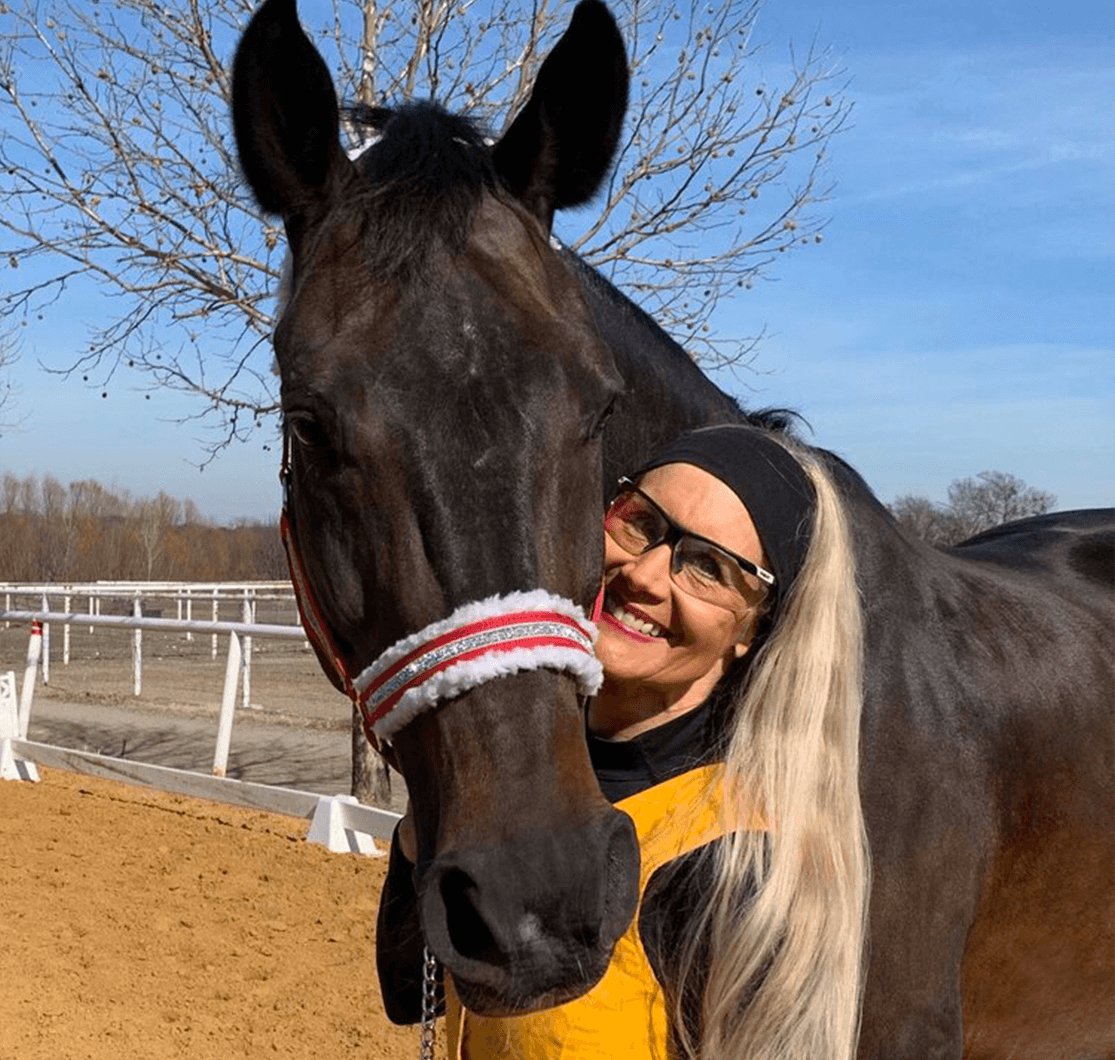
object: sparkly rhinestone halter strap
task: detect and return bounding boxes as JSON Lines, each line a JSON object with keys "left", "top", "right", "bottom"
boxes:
{"left": 352, "top": 589, "right": 602, "bottom": 743}
{"left": 281, "top": 506, "right": 601, "bottom": 746}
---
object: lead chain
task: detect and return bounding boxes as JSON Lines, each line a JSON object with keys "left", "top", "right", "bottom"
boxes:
{"left": 420, "top": 945, "right": 438, "bottom": 1060}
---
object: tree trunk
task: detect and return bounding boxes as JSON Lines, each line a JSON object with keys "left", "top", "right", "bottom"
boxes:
{"left": 351, "top": 704, "right": 392, "bottom": 807}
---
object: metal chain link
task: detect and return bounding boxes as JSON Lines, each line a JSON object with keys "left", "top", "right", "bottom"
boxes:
{"left": 420, "top": 945, "right": 438, "bottom": 1060}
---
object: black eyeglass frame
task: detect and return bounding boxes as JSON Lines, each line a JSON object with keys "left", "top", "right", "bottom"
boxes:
{"left": 608, "top": 477, "right": 777, "bottom": 591}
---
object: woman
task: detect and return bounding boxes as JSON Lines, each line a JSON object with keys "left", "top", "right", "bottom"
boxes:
{"left": 377, "top": 425, "right": 869, "bottom": 1060}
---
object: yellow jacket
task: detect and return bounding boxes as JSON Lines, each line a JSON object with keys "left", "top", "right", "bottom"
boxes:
{"left": 445, "top": 763, "right": 759, "bottom": 1058}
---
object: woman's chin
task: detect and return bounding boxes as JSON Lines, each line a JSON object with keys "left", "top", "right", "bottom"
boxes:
{"left": 595, "top": 624, "right": 664, "bottom": 679}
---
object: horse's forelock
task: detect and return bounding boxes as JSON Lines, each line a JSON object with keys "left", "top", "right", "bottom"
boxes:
{"left": 342, "top": 101, "right": 501, "bottom": 278}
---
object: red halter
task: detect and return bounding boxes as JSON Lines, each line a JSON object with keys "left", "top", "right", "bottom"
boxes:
{"left": 280, "top": 492, "right": 601, "bottom": 749}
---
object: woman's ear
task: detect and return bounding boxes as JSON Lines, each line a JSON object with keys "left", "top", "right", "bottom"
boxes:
{"left": 733, "top": 604, "right": 768, "bottom": 658}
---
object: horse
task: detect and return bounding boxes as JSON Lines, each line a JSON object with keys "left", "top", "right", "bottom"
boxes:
{"left": 231, "top": 1, "right": 1115, "bottom": 1055}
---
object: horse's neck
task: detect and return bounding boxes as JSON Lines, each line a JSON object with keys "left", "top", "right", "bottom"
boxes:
{"left": 572, "top": 256, "right": 746, "bottom": 484}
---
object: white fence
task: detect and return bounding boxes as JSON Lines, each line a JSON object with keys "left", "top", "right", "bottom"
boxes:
{"left": 0, "top": 593, "right": 400, "bottom": 855}
{"left": 1, "top": 582, "right": 301, "bottom": 694}
{"left": 1, "top": 607, "right": 305, "bottom": 776}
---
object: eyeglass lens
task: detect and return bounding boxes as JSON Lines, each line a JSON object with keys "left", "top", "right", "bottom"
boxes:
{"left": 605, "top": 491, "right": 758, "bottom": 610}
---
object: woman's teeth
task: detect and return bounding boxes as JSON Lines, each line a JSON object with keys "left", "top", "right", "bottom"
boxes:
{"left": 608, "top": 599, "right": 664, "bottom": 638}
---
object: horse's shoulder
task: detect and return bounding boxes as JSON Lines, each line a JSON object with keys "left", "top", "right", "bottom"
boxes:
{"left": 841, "top": 488, "right": 1112, "bottom": 747}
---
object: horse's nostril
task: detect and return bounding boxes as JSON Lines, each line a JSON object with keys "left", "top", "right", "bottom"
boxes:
{"left": 602, "top": 810, "right": 641, "bottom": 943}
{"left": 439, "top": 866, "right": 501, "bottom": 965}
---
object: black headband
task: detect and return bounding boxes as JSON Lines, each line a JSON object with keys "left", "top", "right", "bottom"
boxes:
{"left": 632, "top": 426, "right": 815, "bottom": 610}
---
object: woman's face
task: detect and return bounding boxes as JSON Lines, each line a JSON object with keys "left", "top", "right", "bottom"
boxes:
{"left": 593, "top": 462, "right": 769, "bottom": 734}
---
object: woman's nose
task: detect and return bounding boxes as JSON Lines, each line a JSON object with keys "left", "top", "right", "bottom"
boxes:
{"left": 620, "top": 542, "right": 673, "bottom": 597}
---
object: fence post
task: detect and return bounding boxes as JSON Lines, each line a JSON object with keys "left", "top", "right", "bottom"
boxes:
{"left": 241, "top": 595, "right": 253, "bottom": 710}
{"left": 213, "top": 631, "right": 242, "bottom": 777}
{"left": 1, "top": 670, "right": 39, "bottom": 782}
{"left": 63, "top": 594, "right": 71, "bottom": 665}
{"left": 132, "top": 597, "right": 143, "bottom": 696}
{"left": 40, "top": 593, "right": 50, "bottom": 686}
{"left": 17, "top": 621, "right": 42, "bottom": 739}
{"left": 211, "top": 590, "right": 219, "bottom": 658}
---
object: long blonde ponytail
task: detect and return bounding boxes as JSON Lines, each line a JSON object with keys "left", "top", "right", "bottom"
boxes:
{"left": 675, "top": 436, "right": 869, "bottom": 1060}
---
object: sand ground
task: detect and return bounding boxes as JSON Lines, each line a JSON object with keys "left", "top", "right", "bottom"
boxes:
{"left": 1, "top": 620, "right": 430, "bottom": 1059}
{"left": 0, "top": 768, "right": 439, "bottom": 1060}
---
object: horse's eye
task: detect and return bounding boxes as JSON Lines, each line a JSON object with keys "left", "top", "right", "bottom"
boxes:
{"left": 588, "top": 396, "right": 618, "bottom": 440}
{"left": 288, "top": 415, "right": 329, "bottom": 450}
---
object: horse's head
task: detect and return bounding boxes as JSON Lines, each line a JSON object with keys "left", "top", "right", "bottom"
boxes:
{"left": 233, "top": 0, "right": 638, "bottom": 1013}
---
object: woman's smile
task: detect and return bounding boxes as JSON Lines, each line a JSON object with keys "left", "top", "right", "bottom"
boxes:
{"left": 601, "top": 589, "right": 669, "bottom": 641}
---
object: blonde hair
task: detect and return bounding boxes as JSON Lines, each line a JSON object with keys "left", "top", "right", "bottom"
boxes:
{"left": 675, "top": 433, "right": 869, "bottom": 1060}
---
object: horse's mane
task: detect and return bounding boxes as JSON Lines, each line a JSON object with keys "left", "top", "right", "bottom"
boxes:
{"left": 344, "top": 102, "right": 500, "bottom": 279}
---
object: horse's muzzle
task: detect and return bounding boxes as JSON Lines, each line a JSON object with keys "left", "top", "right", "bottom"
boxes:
{"left": 417, "top": 805, "right": 640, "bottom": 1015}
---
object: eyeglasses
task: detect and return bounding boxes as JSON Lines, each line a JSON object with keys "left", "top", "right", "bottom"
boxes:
{"left": 604, "top": 478, "right": 775, "bottom": 613}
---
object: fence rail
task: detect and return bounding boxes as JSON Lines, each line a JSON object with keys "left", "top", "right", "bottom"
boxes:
{"left": 0, "top": 579, "right": 294, "bottom": 594}
{"left": 0, "top": 607, "right": 308, "bottom": 777}
{"left": 2, "top": 590, "right": 309, "bottom": 705}
{"left": 0, "top": 603, "right": 400, "bottom": 855}
{"left": 0, "top": 608, "right": 304, "bottom": 638}
{"left": 3, "top": 582, "right": 301, "bottom": 671}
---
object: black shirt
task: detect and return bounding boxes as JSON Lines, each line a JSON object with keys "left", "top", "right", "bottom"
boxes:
{"left": 588, "top": 699, "right": 720, "bottom": 800}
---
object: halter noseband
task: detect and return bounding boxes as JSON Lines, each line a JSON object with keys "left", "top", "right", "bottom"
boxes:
{"left": 280, "top": 451, "right": 601, "bottom": 747}
{"left": 352, "top": 590, "right": 601, "bottom": 742}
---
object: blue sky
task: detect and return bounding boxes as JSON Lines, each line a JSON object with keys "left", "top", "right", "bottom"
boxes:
{"left": 2, "top": 0, "right": 1112, "bottom": 521}
{"left": 709, "top": 0, "right": 1114, "bottom": 513}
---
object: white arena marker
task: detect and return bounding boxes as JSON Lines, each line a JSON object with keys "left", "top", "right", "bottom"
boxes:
{"left": 306, "top": 795, "right": 382, "bottom": 856}
{"left": 0, "top": 671, "right": 38, "bottom": 782}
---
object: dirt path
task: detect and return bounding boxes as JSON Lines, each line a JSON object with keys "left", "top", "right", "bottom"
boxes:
{"left": 0, "top": 768, "right": 434, "bottom": 1060}
{"left": 25, "top": 696, "right": 356, "bottom": 798}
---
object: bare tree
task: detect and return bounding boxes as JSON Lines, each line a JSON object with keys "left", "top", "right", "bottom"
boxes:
{"left": 38, "top": 473, "right": 75, "bottom": 579}
{"left": 1, "top": 0, "right": 849, "bottom": 451}
{"left": 888, "top": 494, "right": 960, "bottom": 548}
{"left": 136, "top": 490, "right": 181, "bottom": 579}
{"left": 946, "top": 470, "right": 1056, "bottom": 541}
{"left": 890, "top": 471, "right": 1056, "bottom": 546}
{"left": 0, "top": 328, "right": 20, "bottom": 434}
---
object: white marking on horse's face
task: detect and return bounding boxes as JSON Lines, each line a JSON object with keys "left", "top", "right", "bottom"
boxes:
{"left": 518, "top": 912, "right": 544, "bottom": 945}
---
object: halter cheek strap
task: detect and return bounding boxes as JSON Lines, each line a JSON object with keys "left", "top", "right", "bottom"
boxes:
{"left": 280, "top": 509, "right": 602, "bottom": 748}
{"left": 281, "top": 510, "right": 356, "bottom": 697}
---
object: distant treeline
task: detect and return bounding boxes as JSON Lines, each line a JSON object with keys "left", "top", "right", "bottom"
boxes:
{"left": 888, "top": 470, "right": 1056, "bottom": 547}
{"left": 3, "top": 466, "right": 1059, "bottom": 583}
{"left": 0, "top": 472, "right": 286, "bottom": 583}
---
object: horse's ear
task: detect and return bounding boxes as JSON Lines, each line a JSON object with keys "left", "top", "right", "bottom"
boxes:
{"left": 232, "top": 0, "right": 353, "bottom": 234}
{"left": 493, "top": 0, "right": 628, "bottom": 230}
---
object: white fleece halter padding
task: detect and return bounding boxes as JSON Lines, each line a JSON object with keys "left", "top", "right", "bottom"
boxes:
{"left": 353, "top": 590, "right": 601, "bottom": 743}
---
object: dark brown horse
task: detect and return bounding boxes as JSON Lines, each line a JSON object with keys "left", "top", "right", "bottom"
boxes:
{"left": 232, "top": 0, "right": 1115, "bottom": 1054}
